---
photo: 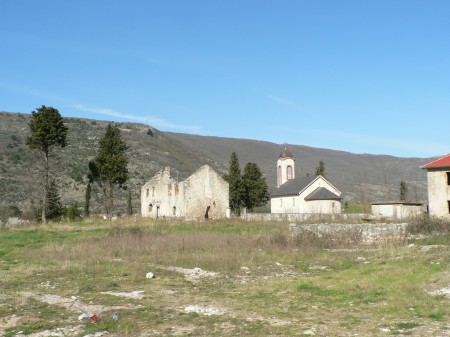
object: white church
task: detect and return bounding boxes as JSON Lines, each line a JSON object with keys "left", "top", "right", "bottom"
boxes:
{"left": 270, "top": 148, "right": 342, "bottom": 214}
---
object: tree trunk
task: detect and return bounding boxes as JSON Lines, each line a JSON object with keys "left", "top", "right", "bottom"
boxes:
{"left": 109, "top": 181, "right": 114, "bottom": 218}
{"left": 42, "top": 151, "right": 49, "bottom": 224}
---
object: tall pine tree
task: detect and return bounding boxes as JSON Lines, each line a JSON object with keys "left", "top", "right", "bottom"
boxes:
{"left": 26, "top": 105, "right": 68, "bottom": 223}
{"left": 91, "top": 123, "right": 129, "bottom": 217}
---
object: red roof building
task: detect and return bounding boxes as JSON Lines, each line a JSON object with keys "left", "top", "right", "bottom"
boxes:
{"left": 421, "top": 154, "right": 450, "bottom": 169}
{"left": 421, "top": 154, "right": 450, "bottom": 218}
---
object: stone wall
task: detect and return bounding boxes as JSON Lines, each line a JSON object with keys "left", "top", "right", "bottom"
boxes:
{"left": 242, "top": 212, "right": 368, "bottom": 222}
{"left": 289, "top": 222, "right": 408, "bottom": 243}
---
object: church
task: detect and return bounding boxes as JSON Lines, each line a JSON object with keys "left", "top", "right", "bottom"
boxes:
{"left": 270, "top": 148, "right": 342, "bottom": 214}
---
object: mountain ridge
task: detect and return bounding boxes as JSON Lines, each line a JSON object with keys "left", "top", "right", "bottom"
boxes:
{"left": 0, "top": 112, "right": 432, "bottom": 214}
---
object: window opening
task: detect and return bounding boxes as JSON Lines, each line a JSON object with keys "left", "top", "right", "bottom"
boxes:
{"left": 146, "top": 189, "right": 149, "bottom": 197}
{"left": 152, "top": 186, "right": 155, "bottom": 197}
{"left": 173, "top": 206, "right": 176, "bottom": 215}
{"left": 148, "top": 203, "right": 153, "bottom": 212}
{"left": 287, "top": 165, "right": 293, "bottom": 180}
{"left": 447, "top": 172, "right": 450, "bottom": 185}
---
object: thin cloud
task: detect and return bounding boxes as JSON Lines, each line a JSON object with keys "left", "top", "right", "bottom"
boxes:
{"left": 267, "top": 95, "right": 311, "bottom": 114}
{"left": 73, "top": 104, "right": 201, "bottom": 132}
{"left": 300, "top": 127, "right": 448, "bottom": 157}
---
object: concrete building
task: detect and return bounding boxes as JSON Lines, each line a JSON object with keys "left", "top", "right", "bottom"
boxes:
{"left": 141, "top": 165, "right": 229, "bottom": 220}
{"left": 421, "top": 154, "right": 450, "bottom": 218}
{"left": 271, "top": 149, "right": 342, "bottom": 214}
{"left": 371, "top": 201, "right": 424, "bottom": 219}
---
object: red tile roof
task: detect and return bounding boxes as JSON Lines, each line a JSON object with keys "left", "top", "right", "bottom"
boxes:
{"left": 421, "top": 154, "right": 450, "bottom": 169}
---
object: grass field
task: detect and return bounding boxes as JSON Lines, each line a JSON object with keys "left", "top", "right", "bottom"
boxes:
{"left": 0, "top": 218, "right": 449, "bottom": 336}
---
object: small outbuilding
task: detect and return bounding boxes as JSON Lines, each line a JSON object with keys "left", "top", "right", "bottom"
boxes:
{"left": 371, "top": 201, "right": 424, "bottom": 219}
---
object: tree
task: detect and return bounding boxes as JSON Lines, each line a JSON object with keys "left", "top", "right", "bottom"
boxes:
{"left": 242, "top": 162, "right": 270, "bottom": 212}
{"left": 400, "top": 180, "right": 408, "bottom": 200}
{"left": 315, "top": 160, "right": 326, "bottom": 177}
{"left": 227, "top": 152, "right": 245, "bottom": 215}
{"left": 84, "top": 181, "right": 91, "bottom": 217}
{"left": 91, "top": 124, "right": 129, "bottom": 217}
{"left": 46, "top": 180, "right": 64, "bottom": 220}
{"left": 127, "top": 188, "right": 133, "bottom": 215}
{"left": 26, "top": 105, "right": 68, "bottom": 223}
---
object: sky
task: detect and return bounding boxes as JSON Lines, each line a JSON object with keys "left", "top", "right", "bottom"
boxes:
{"left": 1, "top": 1, "right": 450, "bottom": 158}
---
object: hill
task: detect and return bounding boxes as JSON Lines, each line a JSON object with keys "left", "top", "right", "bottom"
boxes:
{"left": 0, "top": 112, "right": 432, "bottom": 215}
{"left": 166, "top": 132, "right": 431, "bottom": 203}
{"left": 0, "top": 112, "right": 218, "bottom": 215}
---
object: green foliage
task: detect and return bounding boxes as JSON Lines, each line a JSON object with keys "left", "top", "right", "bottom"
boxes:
{"left": 227, "top": 152, "right": 245, "bottom": 214}
{"left": 242, "top": 162, "right": 270, "bottom": 212}
{"left": 400, "top": 180, "right": 408, "bottom": 200}
{"left": 46, "top": 180, "right": 64, "bottom": 220}
{"left": 315, "top": 160, "right": 326, "bottom": 177}
{"left": 91, "top": 124, "right": 129, "bottom": 216}
{"left": 85, "top": 181, "right": 91, "bottom": 216}
{"left": 26, "top": 105, "right": 68, "bottom": 153}
{"left": 26, "top": 106, "right": 68, "bottom": 223}
{"left": 65, "top": 203, "right": 82, "bottom": 221}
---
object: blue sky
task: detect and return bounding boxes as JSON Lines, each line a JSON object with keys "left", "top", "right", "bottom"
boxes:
{"left": 1, "top": 1, "right": 450, "bottom": 158}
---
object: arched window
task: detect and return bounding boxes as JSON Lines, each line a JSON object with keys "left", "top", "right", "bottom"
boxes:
{"left": 287, "top": 165, "right": 293, "bottom": 180}
{"left": 148, "top": 203, "right": 153, "bottom": 212}
{"left": 278, "top": 166, "right": 282, "bottom": 186}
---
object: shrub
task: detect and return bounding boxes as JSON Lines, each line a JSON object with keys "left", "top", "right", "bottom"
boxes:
{"left": 64, "top": 203, "right": 82, "bottom": 221}
{"left": 407, "top": 214, "right": 450, "bottom": 234}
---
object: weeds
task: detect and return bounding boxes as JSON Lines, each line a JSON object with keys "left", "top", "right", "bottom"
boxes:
{"left": 0, "top": 219, "right": 449, "bottom": 336}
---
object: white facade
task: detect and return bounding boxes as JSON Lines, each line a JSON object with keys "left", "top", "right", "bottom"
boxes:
{"left": 426, "top": 170, "right": 450, "bottom": 218}
{"left": 371, "top": 202, "right": 424, "bottom": 219}
{"left": 277, "top": 151, "right": 295, "bottom": 187}
{"left": 271, "top": 175, "right": 342, "bottom": 214}
{"left": 421, "top": 154, "right": 450, "bottom": 218}
{"left": 141, "top": 165, "right": 229, "bottom": 220}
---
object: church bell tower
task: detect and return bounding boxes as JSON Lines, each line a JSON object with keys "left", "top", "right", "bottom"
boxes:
{"left": 277, "top": 146, "right": 295, "bottom": 187}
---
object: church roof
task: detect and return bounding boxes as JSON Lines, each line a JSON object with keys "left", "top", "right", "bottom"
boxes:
{"left": 271, "top": 176, "right": 316, "bottom": 197}
{"left": 278, "top": 149, "right": 294, "bottom": 159}
{"left": 421, "top": 154, "right": 450, "bottom": 169}
{"left": 304, "top": 187, "right": 342, "bottom": 201}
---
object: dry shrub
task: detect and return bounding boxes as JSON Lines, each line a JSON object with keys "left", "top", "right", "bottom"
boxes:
{"left": 408, "top": 214, "right": 450, "bottom": 234}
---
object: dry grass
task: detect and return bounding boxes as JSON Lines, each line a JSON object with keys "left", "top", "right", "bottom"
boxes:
{"left": 1, "top": 218, "right": 449, "bottom": 336}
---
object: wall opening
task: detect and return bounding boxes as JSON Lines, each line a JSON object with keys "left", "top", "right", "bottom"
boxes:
{"left": 448, "top": 201, "right": 450, "bottom": 214}
{"left": 205, "top": 205, "right": 210, "bottom": 219}
{"left": 152, "top": 186, "right": 155, "bottom": 197}
{"left": 148, "top": 203, "right": 153, "bottom": 212}
{"left": 156, "top": 206, "right": 160, "bottom": 218}
{"left": 278, "top": 166, "right": 282, "bottom": 186}
{"left": 287, "top": 165, "right": 293, "bottom": 180}
{"left": 146, "top": 189, "right": 149, "bottom": 197}
{"left": 447, "top": 172, "right": 450, "bottom": 185}
{"left": 173, "top": 206, "right": 176, "bottom": 216}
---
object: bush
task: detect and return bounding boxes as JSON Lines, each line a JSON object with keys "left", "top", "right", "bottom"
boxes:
{"left": 407, "top": 214, "right": 450, "bottom": 234}
{"left": 65, "top": 203, "right": 82, "bottom": 221}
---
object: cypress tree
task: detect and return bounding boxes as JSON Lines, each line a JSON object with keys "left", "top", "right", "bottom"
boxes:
{"left": 92, "top": 123, "right": 129, "bottom": 217}
{"left": 228, "top": 152, "right": 245, "bottom": 215}
{"left": 242, "top": 162, "right": 270, "bottom": 212}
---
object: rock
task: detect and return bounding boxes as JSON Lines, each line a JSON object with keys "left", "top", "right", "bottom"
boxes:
{"left": 146, "top": 272, "right": 155, "bottom": 279}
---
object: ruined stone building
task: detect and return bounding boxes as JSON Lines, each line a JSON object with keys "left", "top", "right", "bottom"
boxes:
{"left": 421, "top": 154, "right": 450, "bottom": 218}
{"left": 271, "top": 148, "right": 342, "bottom": 214}
{"left": 141, "top": 165, "right": 230, "bottom": 220}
